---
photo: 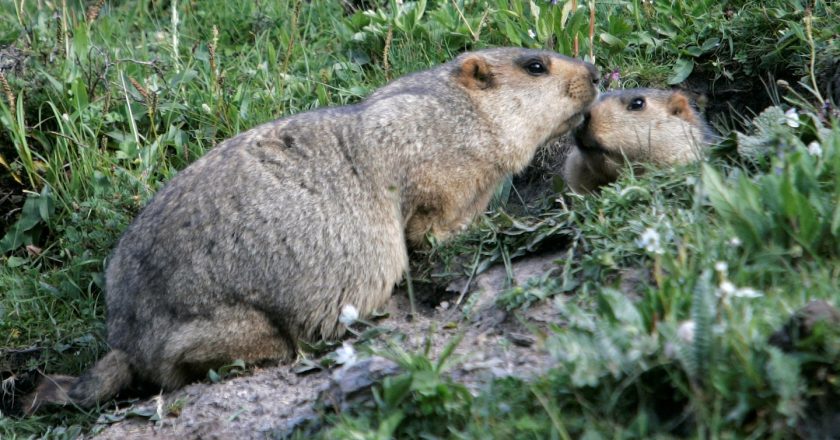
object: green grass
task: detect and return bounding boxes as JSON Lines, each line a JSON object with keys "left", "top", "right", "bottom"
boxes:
{"left": 1, "top": 0, "right": 839, "bottom": 438}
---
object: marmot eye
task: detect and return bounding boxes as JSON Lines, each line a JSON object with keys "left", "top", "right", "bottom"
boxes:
{"left": 524, "top": 61, "right": 548, "bottom": 76}
{"left": 628, "top": 97, "right": 646, "bottom": 111}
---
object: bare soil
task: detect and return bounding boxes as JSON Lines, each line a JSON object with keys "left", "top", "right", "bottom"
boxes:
{"left": 86, "top": 251, "right": 568, "bottom": 439}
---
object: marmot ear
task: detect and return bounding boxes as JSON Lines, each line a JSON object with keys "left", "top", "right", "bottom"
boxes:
{"left": 668, "top": 91, "right": 695, "bottom": 122}
{"left": 456, "top": 55, "right": 494, "bottom": 90}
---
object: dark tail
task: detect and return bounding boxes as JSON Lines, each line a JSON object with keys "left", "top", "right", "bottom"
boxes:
{"left": 24, "top": 349, "right": 133, "bottom": 414}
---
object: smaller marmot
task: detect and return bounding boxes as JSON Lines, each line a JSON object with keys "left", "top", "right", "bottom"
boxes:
{"left": 562, "top": 88, "right": 712, "bottom": 193}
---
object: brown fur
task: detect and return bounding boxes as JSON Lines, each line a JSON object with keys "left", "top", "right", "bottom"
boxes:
{"left": 25, "top": 48, "right": 598, "bottom": 413}
{"left": 563, "top": 88, "right": 712, "bottom": 193}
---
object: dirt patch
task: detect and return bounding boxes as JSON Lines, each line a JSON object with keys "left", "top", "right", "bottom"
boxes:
{"left": 87, "top": 251, "right": 568, "bottom": 439}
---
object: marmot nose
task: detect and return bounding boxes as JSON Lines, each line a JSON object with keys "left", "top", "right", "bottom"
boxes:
{"left": 586, "top": 63, "right": 600, "bottom": 85}
{"left": 582, "top": 112, "right": 591, "bottom": 126}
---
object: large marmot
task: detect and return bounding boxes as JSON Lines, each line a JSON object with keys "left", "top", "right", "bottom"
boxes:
{"left": 26, "top": 48, "right": 598, "bottom": 412}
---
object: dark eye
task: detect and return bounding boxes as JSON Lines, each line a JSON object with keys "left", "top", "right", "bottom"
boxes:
{"left": 525, "top": 61, "right": 548, "bottom": 76}
{"left": 628, "top": 97, "right": 646, "bottom": 111}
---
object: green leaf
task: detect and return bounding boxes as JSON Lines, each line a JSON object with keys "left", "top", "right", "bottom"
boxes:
{"left": 6, "top": 256, "right": 28, "bottom": 268}
{"left": 0, "top": 195, "right": 44, "bottom": 253}
{"left": 667, "top": 58, "right": 694, "bottom": 84}
{"left": 686, "top": 270, "right": 714, "bottom": 381}
{"left": 831, "top": 201, "right": 840, "bottom": 238}
{"left": 504, "top": 21, "right": 522, "bottom": 46}
{"left": 0, "top": 29, "right": 21, "bottom": 45}
{"left": 601, "top": 288, "right": 643, "bottom": 330}
{"left": 766, "top": 347, "right": 803, "bottom": 424}
{"left": 38, "top": 185, "right": 54, "bottom": 223}
{"left": 599, "top": 33, "right": 625, "bottom": 49}
{"left": 376, "top": 411, "right": 405, "bottom": 437}
{"left": 701, "top": 37, "right": 720, "bottom": 51}
{"left": 414, "top": 0, "right": 427, "bottom": 25}
{"left": 383, "top": 373, "right": 413, "bottom": 408}
{"left": 683, "top": 46, "right": 703, "bottom": 57}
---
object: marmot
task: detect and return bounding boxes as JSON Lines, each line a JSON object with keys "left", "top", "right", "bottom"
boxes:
{"left": 562, "top": 88, "right": 712, "bottom": 193}
{"left": 25, "top": 48, "right": 598, "bottom": 412}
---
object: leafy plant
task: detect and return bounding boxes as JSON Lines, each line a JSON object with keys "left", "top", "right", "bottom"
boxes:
{"left": 704, "top": 107, "right": 840, "bottom": 259}
{"left": 322, "top": 334, "right": 472, "bottom": 439}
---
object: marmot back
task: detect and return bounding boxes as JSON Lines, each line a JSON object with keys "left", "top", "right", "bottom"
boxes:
{"left": 25, "top": 47, "right": 598, "bottom": 413}
{"left": 563, "top": 88, "right": 712, "bottom": 193}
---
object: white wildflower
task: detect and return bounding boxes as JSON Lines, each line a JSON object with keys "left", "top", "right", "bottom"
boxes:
{"left": 784, "top": 108, "right": 800, "bottom": 128}
{"left": 528, "top": 29, "right": 536, "bottom": 39}
{"left": 718, "top": 280, "right": 737, "bottom": 296}
{"left": 677, "top": 320, "right": 696, "bottom": 344}
{"left": 714, "top": 261, "right": 728, "bottom": 274}
{"left": 339, "top": 304, "right": 359, "bottom": 326}
{"left": 807, "top": 141, "right": 823, "bottom": 157}
{"left": 636, "top": 228, "right": 663, "bottom": 254}
{"left": 61, "top": 113, "right": 70, "bottom": 122}
{"left": 334, "top": 341, "right": 357, "bottom": 366}
{"left": 201, "top": 103, "right": 212, "bottom": 114}
{"left": 733, "top": 287, "right": 763, "bottom": 298}
{"left": 717, "top": 280, "right": 762, "bottom": 299}
{"left": 729, "top": 236, "right": 742, "bottom": 247}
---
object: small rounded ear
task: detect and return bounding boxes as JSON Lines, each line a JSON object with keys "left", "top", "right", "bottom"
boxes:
{"left": 667, "top": 91, "right": 696, "bottom": 122}
{"left": 456, "top": 55, "right": 494, "bottom": 90}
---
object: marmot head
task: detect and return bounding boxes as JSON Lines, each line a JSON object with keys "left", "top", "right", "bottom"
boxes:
{"left": 574, "top": 88, "right": 710, "bottom": 166}
{"left": 453, "top": 48, "right": 599, "bottom": 173}
{"left": 564, "top": 88, "right": 712, "bottom": 193}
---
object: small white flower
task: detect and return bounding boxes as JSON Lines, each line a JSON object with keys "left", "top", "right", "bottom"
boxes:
{"left": 61, "top": 113, "right": 70, "bottom": 122}
{"left": 334, "top": 341, "right": 357, "bottom": 366}
{"left": 528, "top": 29, "right": 536, "bottom": 39}
{"left": 677, "top": 320, "right": 696, "bottom": 343}
{"left": 636, "top": 228, "right": 663, "bottom": 254}
{"left": 339, "top": 304, "right": 359, "bottom": 326}
{"left": 784, "top": 108, "right": 800, "bottom": 128}
{"left": 718, "top": 280, "right": 737, "bottom": 296}
{"left": 714, "top": 261, "right": 728, "bottom": 274}
{"left": 201, "top": 103, "right": 212, "bottom": 114}
{"left": 729, "top": 237, "right": 742, "bottom": 247}
{"left": 717, "top": 280, "right": 762, "bottom": 299}
{"left": 733, "top": 287, "right": 763, "bottom": 298}
{"left": 807, "top": 141, "right": 823, "bottom": 157}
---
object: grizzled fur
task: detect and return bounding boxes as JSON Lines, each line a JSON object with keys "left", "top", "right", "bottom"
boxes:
{"left": 25, "top": 47, "right": 598, "bottom": 412}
